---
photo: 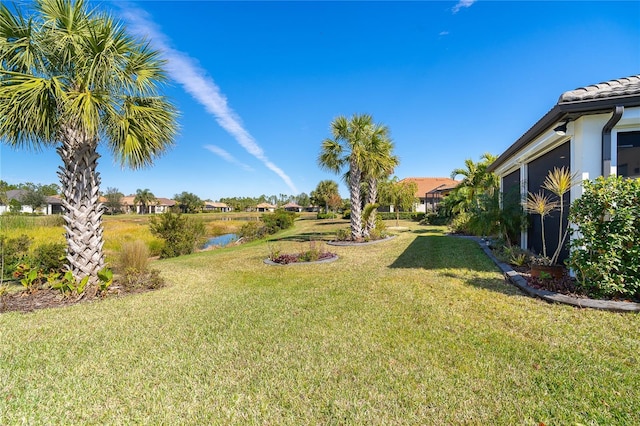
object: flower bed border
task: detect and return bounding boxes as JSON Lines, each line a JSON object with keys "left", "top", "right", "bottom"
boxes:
{"left": 326, "top": 235, "right": 396, "bottom": 246}
{"left": 460, "top": 236, "right": 640, "bottom": 312}
{"left": 263, "top": 254, "right": 339, "bottom": 266}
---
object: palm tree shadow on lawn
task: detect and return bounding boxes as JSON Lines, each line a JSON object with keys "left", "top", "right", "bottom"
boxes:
{"left": 390, "top": 235, "right": 522, "bottom": 296}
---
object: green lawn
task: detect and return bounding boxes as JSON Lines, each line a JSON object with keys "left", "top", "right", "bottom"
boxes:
{"left": 1, "top": 219, "right": 638, "bottom": 424}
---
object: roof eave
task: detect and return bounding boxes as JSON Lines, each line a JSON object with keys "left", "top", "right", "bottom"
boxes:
{"left": 487, "top": 94, "right": 640, "bottom": 173}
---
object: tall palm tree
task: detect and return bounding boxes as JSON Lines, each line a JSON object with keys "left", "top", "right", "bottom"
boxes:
{"left": 319, "top": 114, "right": 375, "bottom": 241}
{"left": 362, "top": 125, "right": 398, "bottom": 237}
{"left": 134, "top": 189, "right": 157, "bottom": 215}
{"left": 0, "top": 0, "right": 178, "bottom": 284}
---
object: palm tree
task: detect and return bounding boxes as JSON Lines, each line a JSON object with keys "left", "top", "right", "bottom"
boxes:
{"left": 361, "top": 125, "right": 398, "bottom": 236}
{"left": 450, "top": 153, "right": 498, "bottom": 211}
{"left": 134, "top": 189, "right": 157, "bottom": 215}
{"left": 0, "top": 0, "right": 178, "bottom": 284}
{"left": 319, "top": 114, "right": 376, "bottom": 241}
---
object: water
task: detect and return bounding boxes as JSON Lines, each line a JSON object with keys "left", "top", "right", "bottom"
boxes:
{"left": 203, "top": 233, "right": 238, "bottom": 249}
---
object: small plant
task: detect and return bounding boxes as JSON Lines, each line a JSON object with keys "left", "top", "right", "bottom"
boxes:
{"left": 97, "top": 268, "right": 114, "bottom": 294}
{"left": 267, "top": 243, "right": 282, "bottom": 261}
{"left": 525, "top": 167, "right": 580, "bottom": 265}
{"left": 14, "top": 263, "right": 41, "bottom": 292}
{"left": 538, "top": 271, "right": 552, "bottom": 281}
{"left": 49, "top": 270, "right": 89, "bottom": 296}
{"left": 509, "top": 253, "right": 527, "bottom": 267}
{"left": 335, "top": 228, "right": 351, "bottom": 241}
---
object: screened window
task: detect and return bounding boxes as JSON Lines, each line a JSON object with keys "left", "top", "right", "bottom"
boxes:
{"left": 617, "top": 131, "right": 640, "bottom": 179}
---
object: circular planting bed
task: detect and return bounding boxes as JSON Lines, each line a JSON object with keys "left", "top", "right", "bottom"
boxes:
{"left": 327, "top": 235, "right": 396, "bottom": 246}
{"left": 264, "top": 253, "right": 338, "bottom": 266}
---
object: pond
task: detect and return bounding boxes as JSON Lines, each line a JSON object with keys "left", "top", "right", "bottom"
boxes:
{"left": 202, "top": 233, "right": 238, "bottom": 249}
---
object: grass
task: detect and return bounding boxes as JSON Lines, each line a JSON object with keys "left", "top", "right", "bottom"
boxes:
{"left": 0, "top": 219, "right": 638, "bottom": 424}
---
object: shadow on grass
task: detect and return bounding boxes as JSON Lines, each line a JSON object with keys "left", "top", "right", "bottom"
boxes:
{"left": 390, "top": 235, "right": 522, "bottom": 296}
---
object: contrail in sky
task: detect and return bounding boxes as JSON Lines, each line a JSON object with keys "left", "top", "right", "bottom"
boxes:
{"left": 204, "top": 145, "right": 253, "bottom": 172}
{"left": 118, "top": 4, "right": 299, "bottom": 194}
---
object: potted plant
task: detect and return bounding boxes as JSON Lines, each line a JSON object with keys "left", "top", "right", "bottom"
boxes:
{"left": 525, "top": 167, "right": 580, "bottom": 278}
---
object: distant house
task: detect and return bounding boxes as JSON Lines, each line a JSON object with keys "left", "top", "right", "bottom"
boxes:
{"left": 395, "top": 177, "right": 460, "bottom": 213}
{"left": 256, "top": 202, "right": 276, "bottom": 212}
{"left": 0, "top": 189, "right": 64, "bottom": 215}
{"left": 204, "top": 201, "right": 232, "bottom": 212}
{"left": 120, "top": 195, "right": 176, "bottom": 214}
{"left": 488, "top": 74, "right": 640, "bottom": 259}
{"left": 282, "top": 202, "right": 303, "bottom": 212}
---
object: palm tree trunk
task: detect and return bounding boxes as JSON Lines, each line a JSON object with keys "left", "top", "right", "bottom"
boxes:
{"left": 57, "top": 128, "right": 105, "bottom": 285}
{"left": 365, "top": 177, "right": 378, "bottom": 237}
{"left": 349, "top": 161, "right": 363, "bottom": 241}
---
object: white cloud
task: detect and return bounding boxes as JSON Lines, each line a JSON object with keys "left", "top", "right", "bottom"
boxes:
{"left": 118, "top": 4, "right": 299, "bottom": 194}
{"left": 439, "top": 31, "right": 450, "bottom": 36}
{"left": 204, "top": 145, "right": 254, "bottom": 171}
{"left": 452, "top": 0, "right": 476, "bottom": 14}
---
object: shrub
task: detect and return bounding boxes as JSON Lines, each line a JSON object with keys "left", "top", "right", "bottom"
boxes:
{"left": 335, "top": 228, "right": 351, "bottom": 241}
{"left": 120, "top": 268, "right": 165, "bottom": 292}
{"left": 33, "top": 242, "right": 66, "bottom": 273}
{"left": 568, "top": 176, "right": 640, "bottom": 299}
{"left": 149, "top": 212, "right": 206, "bottom": 258}
{"left": 420, "top": 212, "right": 451, "bottom": 226}
{"left": 239, "top": 221, "right": 268, "bottom": 242}
{"left": 0, "top": 234, "right": 32, "bottom": 279}
{"left": 317, "top": 212, "right": 337, "bottom": 219}
{"left": 261, "top": 209, "right": 296, "bottom": 234}
{"left": 342, "top": 209, "right": 351, "bottom": 219}
{"left": 118, "top": 240, "right": 150, "bottom": 273}
{"left": 449, "top": 211, "right": 472, "bottom": 234}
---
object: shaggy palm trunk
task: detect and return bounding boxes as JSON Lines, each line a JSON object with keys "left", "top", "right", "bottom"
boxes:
{"left": 57, "top": 128, "right": 105, "bottom": 285}
{"left": 364, "top": 177, "right": 378, "bottom": 237}
{"left": 349, "top": 160, "right": 363, "bottom": 241}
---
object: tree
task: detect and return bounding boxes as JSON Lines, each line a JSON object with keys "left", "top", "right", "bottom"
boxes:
{"left": 20, "top": 186, "right": 47, "bottom": 213}
{"left": 134, "top": 189, "right": 157, "bottom": 215}
{"left": 174, "top": 191, "right": 204, "bottom": 213}
{"left": 104, "top": 187, "right": 123, "bottom": 214}
{"left": 0, "top": 0, "right": 179, "bottom": 284}
{"left": 310, "top": 180, "right": 340, "bottom": 213}
{"left": 361, "top": 125, "right": 398, "bottom": 236}
{"left": 295, "top": 192, "right": 310, "bottom": 208}
{"left": 380, "top": 177, "right": 418, "bottom": 227}
{"left": 320, "top": 114, "right": 394, "bottom": 240}
{"left": 450, "top": 153, "right": 498, "bottom": 212}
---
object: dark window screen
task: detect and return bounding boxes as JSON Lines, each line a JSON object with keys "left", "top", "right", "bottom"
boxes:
{"left": 527, "top": 142, "right": 570, "bottom": 261}
{"left": 617, "top": 131, "right": 640, "bottom": 179}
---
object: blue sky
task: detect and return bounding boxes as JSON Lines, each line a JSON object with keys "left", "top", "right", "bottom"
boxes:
{"left": 1, "top": 1, "right": 639, "bottom": 200}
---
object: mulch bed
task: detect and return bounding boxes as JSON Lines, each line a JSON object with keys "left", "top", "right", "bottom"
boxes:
{"left": 1, "top": 283, "right": 157, "bottom": 314}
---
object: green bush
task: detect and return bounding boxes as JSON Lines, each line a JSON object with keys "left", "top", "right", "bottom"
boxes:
{"left": 33, "top": 242, "right": 66, "bottom": 273}
{"left": 0, "top": 234, "right": 32, "bottom": 279}
{"left": 420, "top": 212, "right": 451, "bottom": 226}
{"left": 149, "top": 212, "right": 206, "bottom": 258}
{"left": 239, "top": 221, "right": 268, "bottom": 242}
{"left": 448, "top": 211, "right": 472, "bottom": 234}
{"left": 568, "top": 176, "right": 640, "bottom": 299}
{"left": 261, "top": 209, "right": 297, "bottom": 234}
{"left": 317, "top": 212, "right": 337, "bottom": 219}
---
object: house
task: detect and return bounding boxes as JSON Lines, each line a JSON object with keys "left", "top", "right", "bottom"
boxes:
{"left": 120, "top": 195, "right": 177, "bottom": 214}
{"left": 256, "top": 202, "right": 276, "bottom": 212}
{"left": 396, "top": 177, "right": 460, "bottom": 213}
{"left": 0, "top": 189, "right": 64, "bottom": 215}
{"left": 487, "top": 74, "right": 640, "bottom": 259}
{"left": 203, "top": 201, "right": 232, "bottom": 212}
{"left": 282, "top": 202, "right": 303, "bottom": 212}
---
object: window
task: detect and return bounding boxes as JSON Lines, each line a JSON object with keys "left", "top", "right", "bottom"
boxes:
{"left": 617, "top": 131, "right": 640, "bottom": 179}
